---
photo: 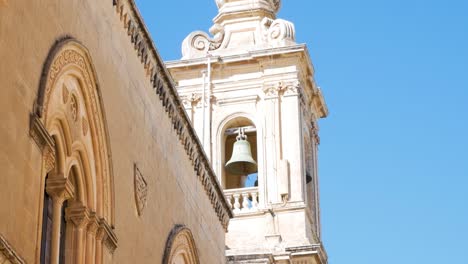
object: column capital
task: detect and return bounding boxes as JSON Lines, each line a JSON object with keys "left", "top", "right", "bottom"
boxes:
{"left": 97, "top": 218, "right": 118, "bottom": 253}
{"left": 46, "top": 174, "right": 75, "bottom": 202}
{"left": 65, "top": 202, "right": 91, "bottom": 228}
{"left": 87, "top": 213, "right": 100, "bottom": 235}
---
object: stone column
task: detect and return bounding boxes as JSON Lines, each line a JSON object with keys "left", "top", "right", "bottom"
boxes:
{"left": 280, "top": 83, "right": 304, "bottom": 202}
{"left": 45, "top": 175, "right": 75, "bottom": 264}
{"left": 86, "top": 214, "right": 99, "bottom": 264}
{"left": 95, "top": 225, "right": 108, "bottom": 264}
{"left": 66, "top": 203, "right": 90, "bottom": 264}
{"left": 262, "top": 84, "right": 282, "bottom": 204}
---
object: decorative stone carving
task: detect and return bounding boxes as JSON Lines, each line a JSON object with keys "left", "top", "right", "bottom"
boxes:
{"left": 35, "top": 39, "right": 117, "bottom": 251}
{"left": 82, "top": 116, "right": 89, "bottom": 136}
{"left": 134, "top": 164, "right": 148, "bottom": 216}
{"left": 311, "top": 121, "right": 320, "bottom": 145}
{"left": 0, "top": 234, "right": 25, "bottom": 264}
{"left": 70, "top": 94, "right": 79, "bottom": 121}
{"left": 30, "top": 113, "right": 56, "bottom": 172}
{"left": 263, "top": 81, "right": 301, "bottom": 98}
{"left": 98, "top": 218, "right": 118, "bottom": 253}
{"left": 62, "top": 84, "right": 69, "bottom": 104}
{"left": 46, "top": 175, "right": 75, "bottom": 202}
{"left": 182, "top": 24, "right": 225, "bottom": 59}
{"left": 263, "top": 82, "right": 284, "bottom": 97}
{"left": 263, "top": 18, "right": 296, "bottom": 47}
{"left": 181, "top": 93, "right": 202, "bottom": 108}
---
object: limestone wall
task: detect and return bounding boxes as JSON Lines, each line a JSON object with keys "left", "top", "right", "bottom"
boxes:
{"left": 0, "top": 0, "right": 228, "bottom": 263}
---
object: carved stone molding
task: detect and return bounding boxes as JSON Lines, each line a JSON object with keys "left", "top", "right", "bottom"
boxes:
{"left": 99, "top": 218, "right": 118, "bottom": 253}
{"left": 30, "top": 113, "right": 56, "bottom": 172}
{"left": 162, "top": 225, "right": 200, "bottom": 264}
{"left": 134, "top": 164, "right": 148, "bottom": 216}
{"left": 62, "top": 84, "right": 69, "bottom": 104}
{"left": 82, "top": 116, "right": 89, "bottom": 136}
{"left": 0, "top": 235, "right": 25, "bottom": 264}
{"left": 112, "top": 0, "right": 233, "bottom": 230}
{"left": 310, "top": 121, "right": 320, "bottom": 145}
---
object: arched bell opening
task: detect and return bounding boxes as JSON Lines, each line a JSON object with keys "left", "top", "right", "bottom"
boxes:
{"left": 222, "top": 117, "right": 258, "bottom": 190}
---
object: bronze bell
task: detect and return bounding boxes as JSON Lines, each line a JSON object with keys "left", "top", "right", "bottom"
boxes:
{"left": 225, "top": 129, "right": 257, "bottom": 175}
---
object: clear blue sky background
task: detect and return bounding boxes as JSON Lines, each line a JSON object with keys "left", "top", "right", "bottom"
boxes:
{"left": 134, "top": 1, "right": 468, "bottom": 263}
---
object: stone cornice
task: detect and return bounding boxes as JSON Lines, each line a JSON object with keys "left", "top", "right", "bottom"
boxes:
{"left": 167, "top": 45, "right": 328, "bottom": 119}
{"left": 111, "top": 0, "right": 233, "bottom": 229}
{"left": 0, "top": 235, "right": 25, "bottom": 264}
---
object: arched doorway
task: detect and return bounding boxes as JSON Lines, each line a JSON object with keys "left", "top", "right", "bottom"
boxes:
{"left": 162, "top": 225, "right": 200, "bottom": 264}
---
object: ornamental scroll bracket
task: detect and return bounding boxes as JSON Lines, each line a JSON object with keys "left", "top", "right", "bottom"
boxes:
{"left": 262, "top": 17, "right": 296, "bottom": 47}
{"left": 182, "top": 24, "right": 225, "bottom": 59}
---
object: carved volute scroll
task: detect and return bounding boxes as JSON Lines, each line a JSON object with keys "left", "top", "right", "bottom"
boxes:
{"left": 163, "top": 225, "right": 200, "bottom": 264}
{"left": 182, "top": 0, "right": 294, "bottom": 59}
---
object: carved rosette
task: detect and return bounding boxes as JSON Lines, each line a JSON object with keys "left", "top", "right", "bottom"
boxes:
{"left": 134, "top": 164, "right": 148, "bottom": 216}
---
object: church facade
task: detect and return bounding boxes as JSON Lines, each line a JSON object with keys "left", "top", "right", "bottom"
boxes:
{"left": 167, "top": 1, "right": 328, "bottom": 263}
{"left": 0, "top": 0, "right": 328, "bottom": 263}
{"left": 0, "top": 1, "right": 230, "bottom": 263}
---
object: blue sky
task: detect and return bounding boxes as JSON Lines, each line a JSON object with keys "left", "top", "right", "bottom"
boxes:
{"left": 134, "top": 0, "right": 468, "bottom": 263}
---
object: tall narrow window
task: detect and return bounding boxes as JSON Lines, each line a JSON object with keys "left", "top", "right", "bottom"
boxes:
{"left": 59, "top": 201, "right": 67, "bottom": 264}
{"left": 40, "top": 190, "right": 53, "bottom": 264}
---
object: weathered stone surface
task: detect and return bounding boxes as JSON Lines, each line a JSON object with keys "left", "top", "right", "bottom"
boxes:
{"left": 0, "top": 0, "right": 230, "bottom": 263}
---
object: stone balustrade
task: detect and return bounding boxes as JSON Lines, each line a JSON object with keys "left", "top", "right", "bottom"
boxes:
{"left": 224, "top": 187, "right": 259, "bottom": 214}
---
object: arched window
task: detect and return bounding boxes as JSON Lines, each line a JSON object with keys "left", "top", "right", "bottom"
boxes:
{"left": 163, "top": 225, "right": 200, "bottom": 264}
{"left": 222, "top": 117, "right": 258, "bottom": 189}
{"left": 30, "top": 38, "right": 117, "bottom": 264}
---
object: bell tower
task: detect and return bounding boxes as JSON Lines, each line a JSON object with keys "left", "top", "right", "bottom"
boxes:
{"left": 166, "top": 0, "right": 329, "bottom": 263}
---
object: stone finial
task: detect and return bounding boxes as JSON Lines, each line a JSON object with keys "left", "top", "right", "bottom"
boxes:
{"left": 215, "top": 0, "right": 281, "bottom": 13}
{"left": 181, "top": 0, "right": 294, "bottom": 59}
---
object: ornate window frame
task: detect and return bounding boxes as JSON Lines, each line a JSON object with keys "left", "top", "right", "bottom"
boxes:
{"left": 30, "top": 38, "right": 117, "bottom": 263}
